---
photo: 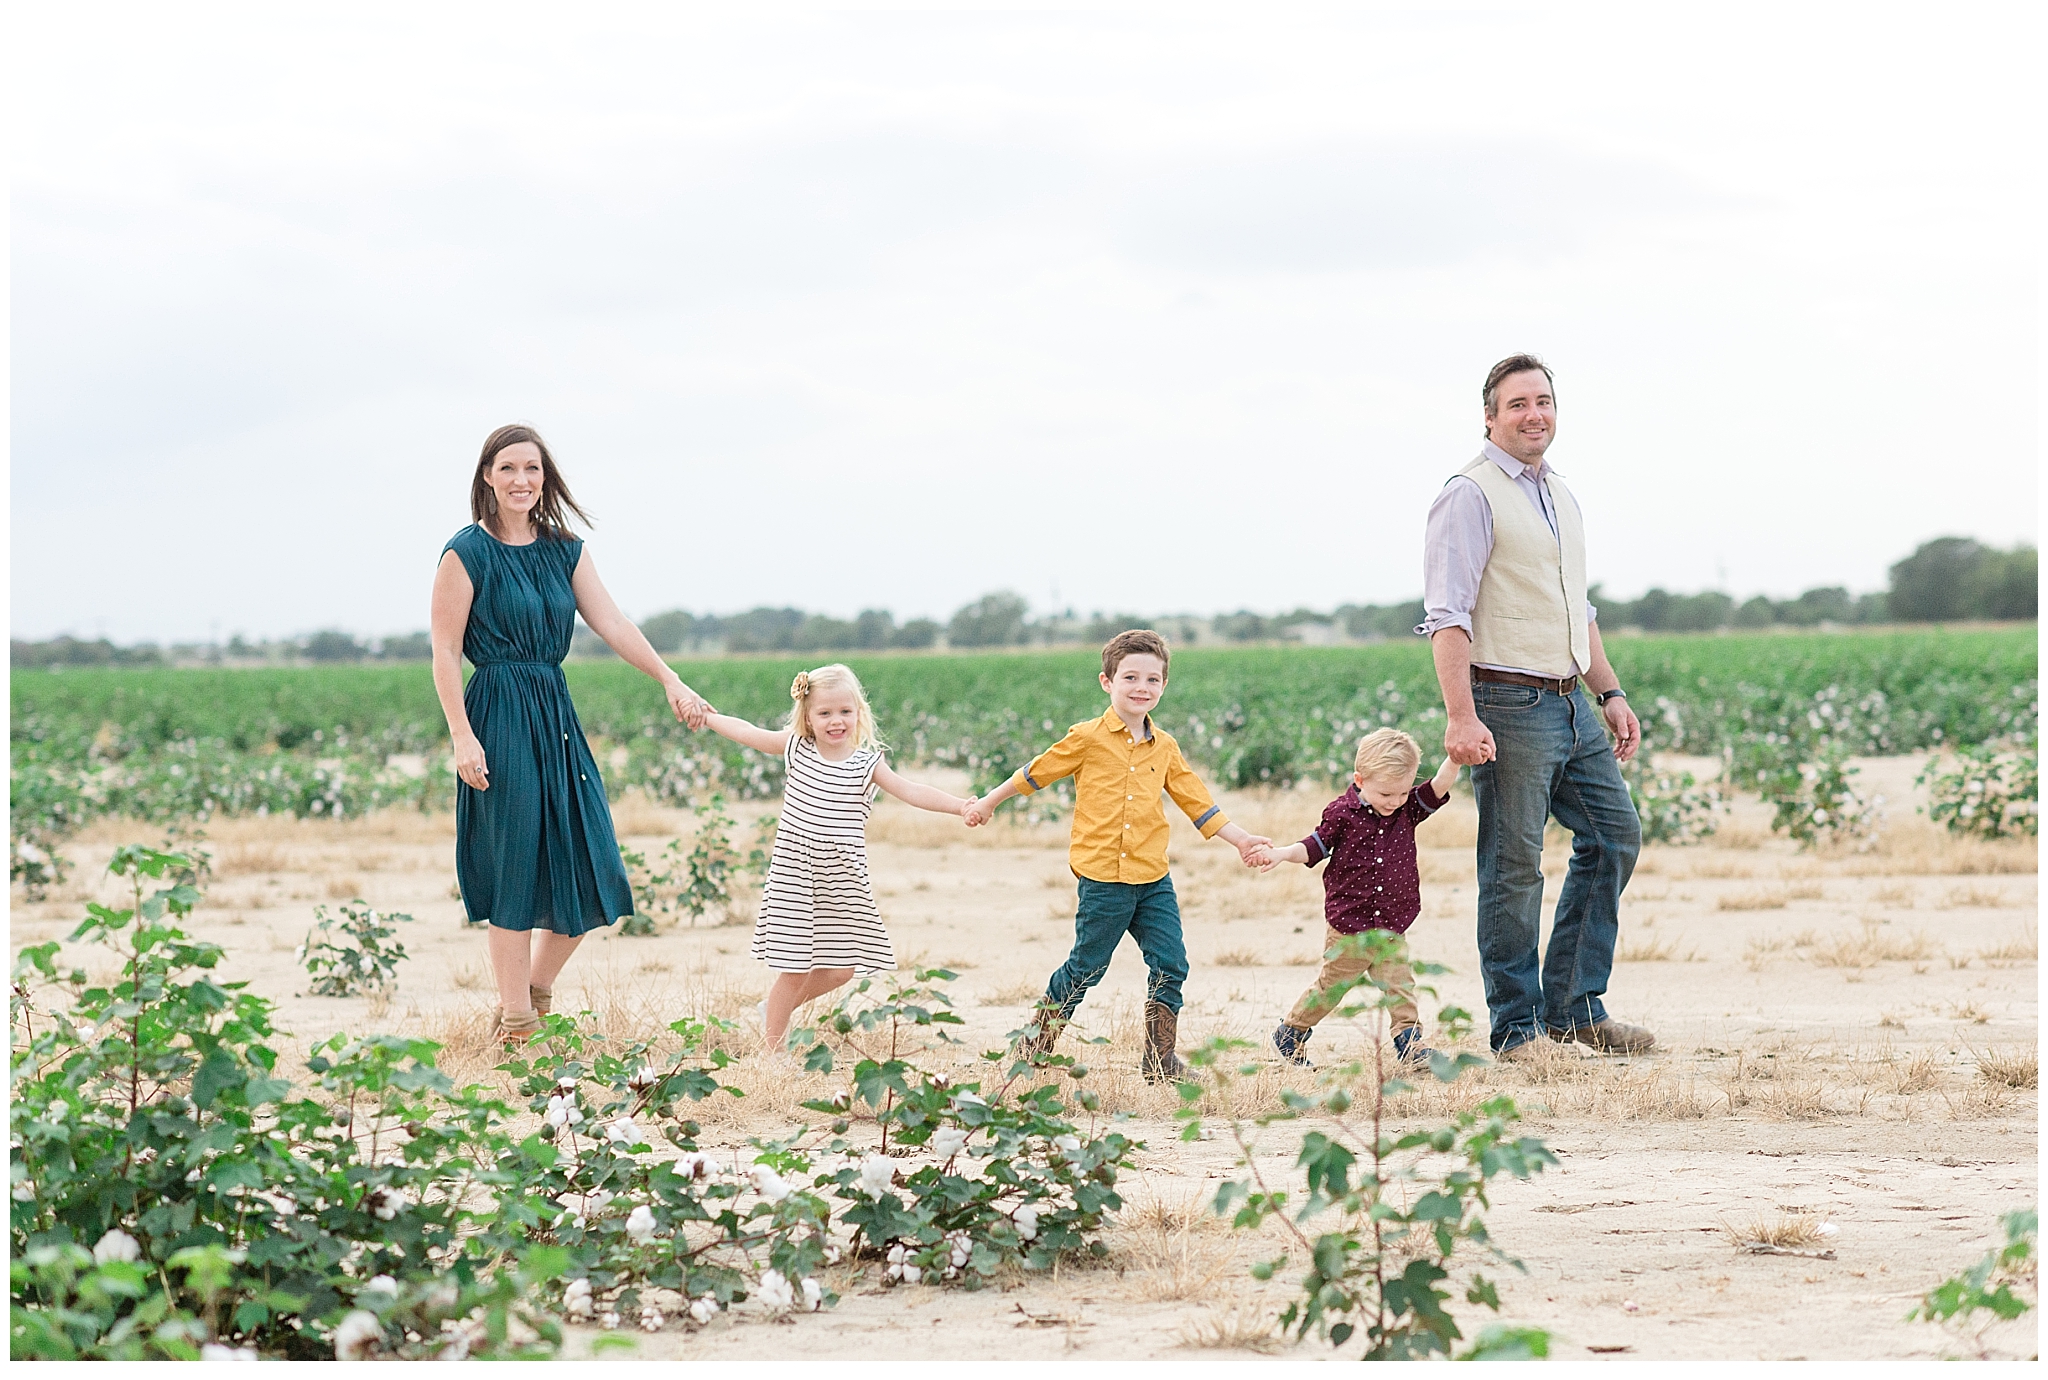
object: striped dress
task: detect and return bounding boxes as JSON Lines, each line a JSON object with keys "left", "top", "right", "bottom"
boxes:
{"left": 750, "top": 734, "right": 895, "bottom": 973}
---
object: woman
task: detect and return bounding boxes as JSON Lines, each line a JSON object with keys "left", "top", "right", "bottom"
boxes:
{"left": 430, "top": 423, "right": 711, "bottom": 1045}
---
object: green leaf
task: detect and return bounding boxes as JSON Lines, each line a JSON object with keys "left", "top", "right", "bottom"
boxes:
{"left": 190, "top": 1047, "right": 242, "bottom": 1110}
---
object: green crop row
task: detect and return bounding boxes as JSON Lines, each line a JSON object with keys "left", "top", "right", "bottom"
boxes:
{"left": 10, "top": 627, "right": 2037, "bottom": 889}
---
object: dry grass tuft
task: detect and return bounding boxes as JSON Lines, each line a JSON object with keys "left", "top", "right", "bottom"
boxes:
{"left": 450, "top": 962, "right": 490, "bottom": 991}
{"left": 1616, "top": 934, "right": 1677, "bottom": 963}
{"left": 219, "top": 843, "right": 291, "bottom": 876}
{"left": 1212, "top": 949, "right": 1265, "bottom": 968}
{"left": 1876, "top": 1012, "right": 1905, "bottom": 1029}
{"left": 1888, "top": 1051, "right": 1943, "bottom": 1094}
{"left": 1718, "top": 887, "right": 1788, "bottom": 912}
{"left": 985, "top": 978, "right": 1047, "bottom": 1006}
{"left": 1724, "top": 1211, "right": 1832, "bottom": 1249}
{"left": 1807, "top": 921, "right": 1938, "bottom": 969}
{"left": 1948, "top": 1000, "right": 1992, "bottom": 1025}
{"left": 325, "top": 877, "right": 365, "bottom": 900}
{"left": 1685, "top": 857, "right": 1758, "bottom": 880}
{"left": 1871, "top": 882, "right": 1918, "bottom": 909}
{"left": 1974, "top": 1048, "right": 2037, "bottom": 1089}
{"left": 1978, "top": 927, "right": 2038, "bottom": 963}
{"left": 1180, "top": 1300, "right": 1286, "bottom": 1352}
{"left": 1755, "top": 1082, "right": 1832, "bottom": 1119}
{"left": 1941, "top": 884, "right": 2014, "bottom": 910}
{"left": 1785, "top": 881, "right": 1825, "bottom": 901}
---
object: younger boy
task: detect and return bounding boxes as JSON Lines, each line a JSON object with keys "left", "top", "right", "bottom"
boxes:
{"left": 1253, "top": 727, "right": 1458, "bottom": 1069}
{"left": 966, "top": 630, "right": 1268, "bottom": 1081}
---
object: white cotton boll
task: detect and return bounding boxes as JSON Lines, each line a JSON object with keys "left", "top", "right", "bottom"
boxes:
{"left": 606, "top": 1118, "right": 641, "bottom": 1148}
{"left": 749, "top": 1164, "right": 793, "bottom": 1203}
{"left": 758, "top": 1269, "right": 796, "bottom": 1311}
{"left": 543, "top": 1095, "right": 583, "bottom": 1129}
{"left": 13, "top": 1182, "right": 37, "bottom": 1203}
{"left": 1053, "top": 1134, "right": 1081, "bottom": 1161}
{"left": 92, "top": 1229, "right": 141, "bottom": 1264}
{"left": 1013, "top": 1205, "right": 1039, "bottom": 1241}
{"left": 627, "top": 1067, "right": 660, "bottom": 1092}
{"left": 586, "top": 1189, "right": 614, "bottom": 1216}
{"left": 800, "top": 1278, "right": 822, "bottom": 1312}
{"left": 625, "top": 1205, "right": 658, "bottom": 1243}
{"left": 859, "top": 1155, "right": 897, "bottom": 1198}
{"left": 563, "top": 1278, "right": 594, "bottom": 1321}
{"left": 368, "top": 1188, "right": 409, "bottom": 1222}
{"left": 639, "top": 1305, "right": 665, "bottom": 1332}
{"left": 688, "top": 1296, "right": 720, "bottom": 1326}
{"left": 598, "top": 1311, "right": 621, "bottom": 1331}
{"left": 675, "top": 1152, "right": 710, "bottom": 1180}
{"left": 334, "top": 1309, "right": 384, "bottom": 1361}
{"left": 362, "top": 1275, "right": 398, "bottom": 1296}
{"left": 557, "top": 1076, "right": 579, "bottom": 1092}
{"left": 931, "top": 1128, "right": 969, "bottom": 1160}
{"left": 901, "top": 1264, "right": 922, "bottom": 1285}
{"left": 200, "top": 1344, "right": 258, "bottom": 1361}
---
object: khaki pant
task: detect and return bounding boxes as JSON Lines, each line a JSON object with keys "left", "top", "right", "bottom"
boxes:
{"left": 1284, "top": 925, "right": 1421, "bottom": 1032}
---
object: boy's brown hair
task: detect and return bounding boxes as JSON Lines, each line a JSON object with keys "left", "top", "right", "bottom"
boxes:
{"left": 1101, "top": 629, "right": 1171, "bottom": 679}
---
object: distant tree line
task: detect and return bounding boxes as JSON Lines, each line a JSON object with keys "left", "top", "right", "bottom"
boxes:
{"left": 12, "top": 536, "right": 2033, "bottom": 669}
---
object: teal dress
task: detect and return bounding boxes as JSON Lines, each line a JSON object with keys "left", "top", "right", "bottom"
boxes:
{"left": 443, "top": 523, "right": 633, "bottom": 935}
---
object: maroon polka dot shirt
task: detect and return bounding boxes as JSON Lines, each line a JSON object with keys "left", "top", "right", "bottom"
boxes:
{"left": 1302, "top": 781, "right": 1447, "bottom": 935}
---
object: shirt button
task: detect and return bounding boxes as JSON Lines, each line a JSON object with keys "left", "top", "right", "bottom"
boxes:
{"left": 1127, "top": 794, "right": 1133, "bottom": 800}
{"left": 1121, "top": 851, "right": 1127, "bottom": 857}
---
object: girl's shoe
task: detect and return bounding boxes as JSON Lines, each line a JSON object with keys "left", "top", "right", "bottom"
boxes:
{"left": 1272, "top": 1022, "right": 1315, "bottom": 1068}
{"left": 530, "top": 985, "right": 553, "bottom": 1018}
{"left": 492, "top": 1006, "right": 544, "bottom": 1048}
{"left": 1392, "top": 1025, "right": 1437, "bottom": 1067}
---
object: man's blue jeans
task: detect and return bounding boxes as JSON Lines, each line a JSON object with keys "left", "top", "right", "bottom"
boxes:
{"left": 1044, "top": 875, "right": 1188, "bottom": 1018}
{"left": 1470, "top": 682, "right": 1641, "bottom": 1051}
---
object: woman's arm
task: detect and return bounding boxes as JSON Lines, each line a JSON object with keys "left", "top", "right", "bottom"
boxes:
{"left": 704, "top": 712, "right": 791, "bottom": 756}
{"left": 570, "top": 549, "right": 712, "bottom": 729}
{"left": 873, "top": 760, "right": 971, "bottom": 817}
{"left": 431, "top": 552, "right": 489, "bottom": 791}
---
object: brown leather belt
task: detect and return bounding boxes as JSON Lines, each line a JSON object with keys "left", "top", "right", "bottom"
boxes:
{"left": 1472, "top": 667, "right": 1578, "bottom": 695}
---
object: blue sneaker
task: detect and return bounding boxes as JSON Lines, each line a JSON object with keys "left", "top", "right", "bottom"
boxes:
{"left": 1392, "top": 1026, "right": 1437, "bottom": 1068}
{"left": 1272, "top": 1023, "right": 1315, "bottom": 1068}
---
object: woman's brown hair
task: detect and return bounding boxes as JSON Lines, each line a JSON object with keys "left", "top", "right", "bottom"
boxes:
{"left": 471, "top": 424, "right": 593, "bottom": 541}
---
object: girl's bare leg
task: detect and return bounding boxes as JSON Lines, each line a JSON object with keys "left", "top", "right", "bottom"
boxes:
{"left": 530, "top": 932, "right": 584, "bottom": 992}
{"left": 488, "top": 926, "right": 533, "bottom": 1013}
{"left": 764, "top": 968, "right": 856, "bottom": 1047}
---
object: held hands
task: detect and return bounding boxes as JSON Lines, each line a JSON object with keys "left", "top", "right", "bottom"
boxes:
{"left": 1604, "top": 696, "right": 1641, "bottom": 763}
{"left": 961, "top": 796, "right": 993, "bottom": 828}
{"left": 666, "top": 678, "right": 714, "bottom": 730}
{"left": 1444, "top": 713, "right": 1496, "bottom": 766}
{"left": 1232, "top": 835, "right": 1272, "bottom": 869}
{"left": 453, "top": 731, "right": 489, "bottom": 792}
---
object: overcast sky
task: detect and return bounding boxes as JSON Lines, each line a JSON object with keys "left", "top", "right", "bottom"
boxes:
{"left": 11, "top": 6, "right": 2038, "bottom": 643}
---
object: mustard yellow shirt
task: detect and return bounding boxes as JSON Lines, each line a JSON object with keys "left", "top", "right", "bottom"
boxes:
{"left": 1011, "top": 707, "right": 1229, "bottom": 884}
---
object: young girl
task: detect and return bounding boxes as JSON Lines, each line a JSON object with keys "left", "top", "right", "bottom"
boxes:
{"left": 704, "top": 664, "right": 973, "bottom": 1050}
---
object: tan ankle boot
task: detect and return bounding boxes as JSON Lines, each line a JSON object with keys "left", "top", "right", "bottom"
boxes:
{"left": 530, "top": 985, "right": 553, "bottom": 1018}
{"left": 492, "top": 1006, "right": 543, "bottom": 1047}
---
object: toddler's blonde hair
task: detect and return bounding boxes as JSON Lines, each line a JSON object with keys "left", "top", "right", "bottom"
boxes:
{"left": 1353, "top": 727, "right": 1421, "bottom": 783}
{"left": 787, "top": 663, "right": 885, "bottom": 752}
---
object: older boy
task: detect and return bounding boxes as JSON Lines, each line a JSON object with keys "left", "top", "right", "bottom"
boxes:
{"left": 1254, "top": 728, "right": 1459, "bottom": 1069}
{"left": 967, "top": 630, "right": 1268, "bottom": 1081}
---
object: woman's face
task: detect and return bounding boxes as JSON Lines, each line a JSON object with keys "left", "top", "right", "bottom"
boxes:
{"left": 806, "top": 687, "right": 861, "bottom": 750}
{"left": 487, "top": 442, "right": 546, "bottom": 522}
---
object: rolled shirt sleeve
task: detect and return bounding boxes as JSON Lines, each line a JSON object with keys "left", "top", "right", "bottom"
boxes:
{"left": 1012, "top": 724, "right": 1089, "bottom": 796}
{"left": 1416, "top": 475, "right": 1493, "bottom": 639}
{"left": 1163, "top": 742, "right": 1228, "bottom": 838}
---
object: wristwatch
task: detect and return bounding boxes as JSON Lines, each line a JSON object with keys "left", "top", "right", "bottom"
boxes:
{"left": 1597, "top": 688, "right": 1628, "bottom": 705}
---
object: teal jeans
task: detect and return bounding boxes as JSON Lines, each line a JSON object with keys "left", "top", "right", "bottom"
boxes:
{"left": 1043, "top": 875, "right": 1188, "bottom": 1017}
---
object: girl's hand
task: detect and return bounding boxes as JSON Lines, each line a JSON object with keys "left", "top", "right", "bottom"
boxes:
{"left": 666, "top": 679, "right": 713, "bottom": 729}
{"left": 963, "top": 797, "right": 991, "bottom": 827}
{"left": 454, "top": 731, "right": 489, "bottom": 792}
{"left": 1232, "top": 834, "right": 1272, "bottom": 866}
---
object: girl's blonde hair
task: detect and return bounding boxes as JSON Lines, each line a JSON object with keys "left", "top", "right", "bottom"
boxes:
{"left": 787, "top": 663, "right": 885, "bottom": 752}
{"left": 1353, "top": 727, "right": 1421, "bottom": 782}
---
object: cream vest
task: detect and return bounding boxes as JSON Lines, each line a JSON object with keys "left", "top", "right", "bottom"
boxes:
{"left": 1459, "top": 454, "right": 1590, "bottom": 677}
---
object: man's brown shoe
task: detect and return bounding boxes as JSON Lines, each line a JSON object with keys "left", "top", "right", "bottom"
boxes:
{"left": 1550, "top": 1018, "right": 1655, "bottom": 1054}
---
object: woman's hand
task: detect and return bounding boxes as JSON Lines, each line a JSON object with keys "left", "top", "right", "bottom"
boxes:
{"left": 454, "top": 731, "right": 490, "bottom": 792}
{"left": 666, "top": 678, "right": 713, "bottom": 730}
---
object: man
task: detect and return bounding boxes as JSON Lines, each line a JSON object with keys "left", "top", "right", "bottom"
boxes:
{"left": 1418, "top": 354, "right": 1653, "bottom": 1058}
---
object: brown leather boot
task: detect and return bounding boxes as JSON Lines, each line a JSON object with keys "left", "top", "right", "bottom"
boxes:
{"left": 1141, "top": 1002, "right": 1187, "bottom": 1084}
{"left": 1015, "top": 1003, "right": 1067, "bottom": 1063}
{"left": 1550, "top": 1017, "right": 1656, "bottom": 1054}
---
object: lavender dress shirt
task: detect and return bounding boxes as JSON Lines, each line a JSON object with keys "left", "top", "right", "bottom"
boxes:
{"left": 1416, "top": 441, "right": 1598, "bottom": 677}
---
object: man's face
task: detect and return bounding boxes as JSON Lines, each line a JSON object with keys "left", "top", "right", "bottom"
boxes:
{"left": 1484, "top": 369, "right": 1556, "bottom": 465}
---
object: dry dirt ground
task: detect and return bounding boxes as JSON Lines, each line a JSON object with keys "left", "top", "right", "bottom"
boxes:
{"left": 12, "top": 756, "right": 2038, "bottom": 1361}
